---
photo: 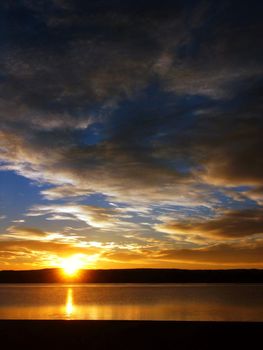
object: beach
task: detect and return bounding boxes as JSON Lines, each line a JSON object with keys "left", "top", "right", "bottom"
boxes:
{"left": 0, "top": 321, "right": 262, "bottom": 349}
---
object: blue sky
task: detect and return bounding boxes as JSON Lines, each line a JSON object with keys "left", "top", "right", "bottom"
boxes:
{"left": 0, "top": 0, "right": 263, "bottom": 270}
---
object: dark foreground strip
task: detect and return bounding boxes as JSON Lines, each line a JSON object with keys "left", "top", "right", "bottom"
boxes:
{"left": 0, "top": 320, "right": 262, "bottom": 350}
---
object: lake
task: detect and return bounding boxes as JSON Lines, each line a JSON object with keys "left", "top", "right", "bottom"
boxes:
{"left": 0, "top": 283, "right": 263, "bottom": 321}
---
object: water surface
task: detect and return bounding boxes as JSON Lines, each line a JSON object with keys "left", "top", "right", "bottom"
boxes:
{"left": 0, "top": 283, "right": 262, "bottom": 321}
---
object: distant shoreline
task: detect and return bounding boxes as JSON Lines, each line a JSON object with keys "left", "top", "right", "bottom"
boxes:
{"left": 0, "top": 268, "right": 263, "bottom": 283}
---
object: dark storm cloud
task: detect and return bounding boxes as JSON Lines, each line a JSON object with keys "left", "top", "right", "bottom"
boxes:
{"left": 196, "top": 81, "right": 263, "bottom": 186}
{"left": 0, "top": 0, "right": 174, "bottom": 126}
{"left": 1, "top": 0, "right": 262, "bottom": 127}
{"left": 0, "top": 0, "right": 204, "bottom": 203}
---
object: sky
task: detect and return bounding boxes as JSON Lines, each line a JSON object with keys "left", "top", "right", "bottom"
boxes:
{"left": 0, "top": 0, "right": 263, "bottom": 270}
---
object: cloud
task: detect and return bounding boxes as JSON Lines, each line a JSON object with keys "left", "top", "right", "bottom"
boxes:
{"left": 1, "top": 78, "right": 263, "bottom": 210}
{"left": 27, "top": 204, "right": 121, "bottom": 228}
{"left": 244, "top": 186, "right": 263, "bottom": 205}
{"left": 0, "top": 239, "right": 102, "bottom": 269}
{"left": 0, "top": 1, "right": 262, "bottom": 205}
{"left": 1, "top": 233, "right": 263, "bottom": 270}
{"left": 0, "top": 239, "right": 99, "bottom": 255}
{"left": 154, "top": 243, "right": 263, "bottom": 267}
{"left": 2, "top": 225, "right": 89, "bottom": 245}
{"left": 0, "top": 0, "right": 263, "bottom": 269}
{"left": 41, "top": 185, "right": 92, "bottom": 200}
{"left": 155, "top": 208, "right": 263, "bottom": 239}
{"left": 5, "top": 226, "right": 48, "bottom": 240}
{"left": 100, "top": 241, "right": 263, "bottom": 268}
{"left": 102, "top": 249, "right": 147, "bottom": 263}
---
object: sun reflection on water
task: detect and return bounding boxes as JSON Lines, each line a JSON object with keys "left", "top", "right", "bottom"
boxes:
{"left": 65, "top": 288, "right": 74, "bottom": 318}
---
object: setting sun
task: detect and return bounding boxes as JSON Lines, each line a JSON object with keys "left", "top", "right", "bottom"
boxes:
{"left": 61, "top": 255, "right": 83, "bottom": 277}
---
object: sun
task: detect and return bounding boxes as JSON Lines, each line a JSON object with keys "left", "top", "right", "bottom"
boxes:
{"left": 61, "top": 255, "right": 83, "bottom": 277}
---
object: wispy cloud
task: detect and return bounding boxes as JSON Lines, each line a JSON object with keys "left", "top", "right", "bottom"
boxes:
{"left": 27, "top": 204, "right": 123, "bottom": 228}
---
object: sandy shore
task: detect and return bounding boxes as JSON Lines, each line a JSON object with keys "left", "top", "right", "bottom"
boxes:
{"left": 0, "top": 320, "right": 262, "bottom": 349}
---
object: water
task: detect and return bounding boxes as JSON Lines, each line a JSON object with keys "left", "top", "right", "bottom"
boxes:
{"left": 0, "top": 283, "right": 263, "bottom": 321}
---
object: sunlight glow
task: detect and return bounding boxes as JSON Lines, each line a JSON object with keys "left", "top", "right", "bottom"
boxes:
{"left": 61, "top": 255, "right": 83, "bottom": 276}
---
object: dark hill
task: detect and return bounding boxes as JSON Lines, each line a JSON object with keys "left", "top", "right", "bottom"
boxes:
{"left": 0, "top": 268, "right": 263, "bottom": 283}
